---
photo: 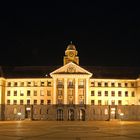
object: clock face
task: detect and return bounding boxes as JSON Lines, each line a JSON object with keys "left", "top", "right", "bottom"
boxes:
{"left": 69, "top": 51, "right": 74, "bottom": 57}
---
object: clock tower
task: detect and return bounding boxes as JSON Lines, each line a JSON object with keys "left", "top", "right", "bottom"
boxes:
{"left": 63, "top": 42, "right": 79, "bottom": 65}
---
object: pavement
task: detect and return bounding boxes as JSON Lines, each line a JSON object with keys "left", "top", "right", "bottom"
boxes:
{"left": 0, "top": 120, "right": 140, "bottom": 140}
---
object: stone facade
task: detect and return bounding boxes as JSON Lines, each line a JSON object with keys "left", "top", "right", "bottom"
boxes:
{"left": 1, "top": 43, "right": 140, "bottom": 121}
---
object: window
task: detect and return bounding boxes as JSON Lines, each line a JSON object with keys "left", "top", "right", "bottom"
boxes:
{"left": 125, "top": 91, "right": 128, "bottom": 97}
{"left": 111, "top": 91, "right": 115, "bottom": 96}
{"left": 34, "top": 100, "right": 37, "bottom": 105}
{"left": 98, "top": 82, "right": 101, "bottom": 87}
{"left": 91, "top": 82, "right": 94, "bottom": 87}
{"left": 131, "top": 82, "right": 135, "bottom": 87}
{"left": 47, "top": 90, "right": 51, "bottom": 96}
{"left": 111, "top": 100, "right": 115, "bottom": 105}
{"left": 34, "top": 82, "right": 38, "bottom": 87}
{"left": 20, "top": 100, "right": 24, "bottom": 105}
{"left": 40, "top": 100, "right": 44, "bottom": 105}
{"left": 27, "top": 90, "right": 31, "bottom": 96}
{"left": 91, "top": 100, "right": 94, "bottom": 105}
{"left": 98, "top": 100, "right": 102, "bottom": 105}
{"left": 13, "top": 100, "right": 17, "bottom": 105}
{"left": 79, "top": 89, "right": 84, "bottom": 96}
{"left": 20, "top": 90, "right": 24, "bottom": 96}
{"left": 125, "top": 83, "right": 128, "bottom": 87}
{"left": 131, "top": 91, "right": 135, "bottom": 97}
{"left": 118, "top": 100, "right": 122, "bottom": 105}
{"left": 68, "top": 80, "right": 74, "bottom": 87}
{"left": 7, "top": 100, "right": 10, "bottom": 105}
{"left": 118, "top": 83, "right": 121, "bottom": 87}
{"left": 98, "top": 91, "right": 101, "bottom": 96}
{"left": 20, "top": 82, "right": 24, "bottom": 86}
{"left": 79, "top": 99, "right": 84, "bottom": 104}
{"left": 104, "top": 82, "right": 108, "bottom": 87}
{"left": 40, "top": 90, "right": 44, "bottom": 96}
{"left": 14, "top": 82, "right": 18, "bottom": 87}
{"left": 105, "top": 91, "right": 108, "bottom": 96}
{"left": 118, "top": 91, "right": 122, "bottom": 97}
{"left": 47, "top": 100, "right": 51, "bottom": 105}
{"left": 91, "top": 91, "right": 94, "bottom": 96}
{"left": 57, "top": 99, "right": 63, "bottom": 104}
{"left": 7, "top": 82, "right": 11, "bottom": 87}
{"left": 27, "top": 82, "right": 31, "bottom": 86}
{"left": 58, "top": 89, "right": 63, "bottom": 96}
{"left": 14, "top": 91, "right": 17, "bottom": 96}
{"left": 47, "top": 81, "right": 51, "bottom": 87}
{"left": 41, "top": 82, "right": 44, "bottom": 86}
{"left": 34, "top": 90, "right": 37, "bottom": 96}
{"left": 105, "top": 100, "right": 108, "bottom": 105}
{"left": 27, "top": 99, "right": 30, "bottom": 105}
{"left": 111, "top": 82, "right": 115, "bottom": 87}
{"left": 7, "top": 90, "right": 10, "bottom": 96}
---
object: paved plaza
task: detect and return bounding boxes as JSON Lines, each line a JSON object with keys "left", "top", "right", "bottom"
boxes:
{"left": 0, "top": 120, "right": 140, "bottom": 140}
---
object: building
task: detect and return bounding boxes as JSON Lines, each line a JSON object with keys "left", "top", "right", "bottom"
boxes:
{"left": 0, "top": 43, "right": 140, "bottom": 121}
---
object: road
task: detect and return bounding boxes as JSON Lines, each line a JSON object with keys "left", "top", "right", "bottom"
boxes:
{"left": 0, "top": 120, "right": 140, "bottom": 140}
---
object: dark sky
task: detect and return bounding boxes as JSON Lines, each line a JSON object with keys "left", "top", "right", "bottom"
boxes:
{"left": 0, "top": 1, "right": 140, "bottom": 66}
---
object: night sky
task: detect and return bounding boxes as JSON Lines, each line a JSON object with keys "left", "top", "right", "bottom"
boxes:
{"left": 0, "top": 1, "right": 140, "bottom": 66}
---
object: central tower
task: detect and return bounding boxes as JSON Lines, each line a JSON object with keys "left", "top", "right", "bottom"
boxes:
{"left": 63, "top": 42, "right": 79, "bottom": 65}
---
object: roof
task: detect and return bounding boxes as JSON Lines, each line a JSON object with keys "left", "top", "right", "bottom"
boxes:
{"left": 0, "top": 66, "right": 140, "bottom": 79}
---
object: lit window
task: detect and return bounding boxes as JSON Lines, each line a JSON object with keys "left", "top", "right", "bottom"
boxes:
{"left": 40, "top": 90, "right": 44, "bottom": 96}
{"left": 34, "top": 90, "right": 37, "bottom": 96}
{"left": 27, "top": 82, "right": 31, "bottom": 86}
{"left": 20, "top": 82, "right": 24, "bottom": 86}
{"left": 20, "top": 90, "right": 24, "bottom": 96}
{"left": 47, "top": 90, "right": 51, "bottom": 96}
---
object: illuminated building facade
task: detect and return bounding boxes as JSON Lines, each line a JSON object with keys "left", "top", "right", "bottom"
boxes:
{"left": 0, "top": 43, "right": 140, "bottom": 121}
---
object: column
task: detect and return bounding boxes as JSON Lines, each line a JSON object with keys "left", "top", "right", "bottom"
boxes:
{"left": 53, "top": 77, "right": 56, "bottom": 104}
{"left": 86, "top": 78, "right": 89, "bottom": 105}
{"left": 64, "top": 78, "right": 67, "bottom": 104}
{"left": 75, "top": 78, "right": 78, "bottom": 104}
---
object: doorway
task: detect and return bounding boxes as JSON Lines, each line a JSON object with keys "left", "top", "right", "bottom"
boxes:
{"left": 68, "top": 109, "right": 74, "bottom": 121}
{"left": 79, "top": 109, "right": 85, "bottom": 121}
{"left": 57, "top": 109, "right": 63, "bottom": 121}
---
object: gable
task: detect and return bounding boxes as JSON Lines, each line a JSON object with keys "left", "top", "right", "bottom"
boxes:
{"left": 50, "top": 62, "right": 92, "bottom": 76}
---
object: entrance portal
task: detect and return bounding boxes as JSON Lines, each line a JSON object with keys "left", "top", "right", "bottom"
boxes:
{"left": 68, "top": 109, "right": 74, "bottom": 121}
{"left": 79, "top": 109, "right": 85, "bottom": 121}
{"left": 57, "top": 109, "right": 63, "bottom": 121}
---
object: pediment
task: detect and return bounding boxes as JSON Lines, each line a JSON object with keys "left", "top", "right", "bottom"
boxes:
{"left": 50, "top": 62, "right": 92, "bottom": 76}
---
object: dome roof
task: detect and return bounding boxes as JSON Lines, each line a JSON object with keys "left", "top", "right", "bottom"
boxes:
{"left": 67, "top": 44, "right": 76, "bottom": 50}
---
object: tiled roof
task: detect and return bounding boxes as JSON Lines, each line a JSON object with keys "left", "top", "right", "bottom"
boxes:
{"left": 0, "top": 66, "right": 140, "bottom": 79}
